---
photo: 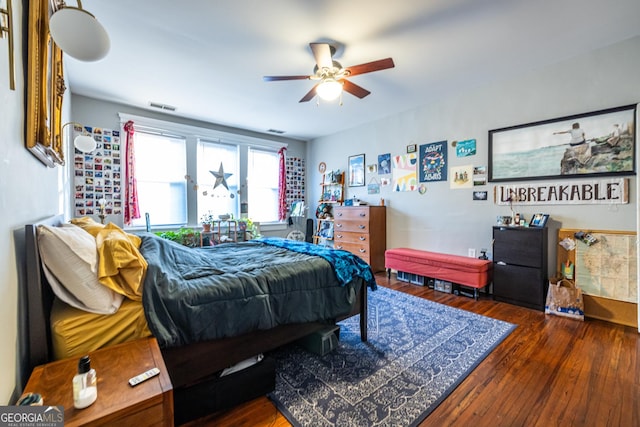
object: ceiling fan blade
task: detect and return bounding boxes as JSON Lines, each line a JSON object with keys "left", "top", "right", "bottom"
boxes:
{"left": 345, "top": 58, "right": 395, "bottom": 77}
{"left": 263, "top": 75, "right": 311, "bottom": 82}
{"left": 342, "top": 79, "right": 371, "bottom": 99}
{"left": 310, "top": 43, "right": 333, "bottom": 69}
{"left": 299, "top": 83, "right": 320, "bottom": 103}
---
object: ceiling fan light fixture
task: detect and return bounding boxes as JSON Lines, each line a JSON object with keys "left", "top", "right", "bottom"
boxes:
{"left": 316, "top": 79, "right": 343, "bottom": 101}
{"left": 49, "top": 2, "right": 110, "bottom": 61}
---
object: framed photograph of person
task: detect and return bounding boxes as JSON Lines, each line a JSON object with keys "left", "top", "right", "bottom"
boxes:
{"left": 530, "top": 213, "right": 549, "bottom": 228}
{"left": 488, "top": 104, "right": 636, "bottom": 182}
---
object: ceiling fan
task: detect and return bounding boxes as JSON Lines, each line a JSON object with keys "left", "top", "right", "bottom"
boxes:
{"left": 263, "top": 43, "right": 395, "bottom": 103}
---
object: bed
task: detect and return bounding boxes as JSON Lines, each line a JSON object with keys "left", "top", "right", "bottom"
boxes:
{"left": 23, "top": 215, "right": 373, "bottom": 422}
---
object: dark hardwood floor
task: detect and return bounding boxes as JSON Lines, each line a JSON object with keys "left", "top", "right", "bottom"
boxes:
{"left": 184, "top": 272, "right": 639, "bottom": 427}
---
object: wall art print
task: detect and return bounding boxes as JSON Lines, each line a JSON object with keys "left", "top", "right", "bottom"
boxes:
{"left": 73, "top": 126, "right": 122, "bottom": 217}
{"left": 455, "top": 139, "right": 477, "bottom": 157}
{"left": 489, "top": 104, "right": 636, "bottom": 182}
{"left": 392, "top": 153, "right": 417, "bottom": 192}
{"left": 473, "top": 166, "right": 487, "bottom": 186}
{"left": 378, "top": 153, "right": 391, "bottom": 175}
{"left": 419, "top": 141, "right": 447, "bottom": 182}
{"left": 450, "top": 164, "right": 474, "bottom": 189}
{"left": 348, "top": 154, "right": 365, "bottom": 187}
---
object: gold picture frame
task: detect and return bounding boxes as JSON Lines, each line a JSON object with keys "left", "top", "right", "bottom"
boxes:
{"left": 25, "top": 0, "right": 65, "bottom": 167}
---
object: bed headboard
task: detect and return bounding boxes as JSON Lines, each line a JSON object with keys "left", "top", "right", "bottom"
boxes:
{"left": 24, "top": 215, "right": 64, "bottom": 376}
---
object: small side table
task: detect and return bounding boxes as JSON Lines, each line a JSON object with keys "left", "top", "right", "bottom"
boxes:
{"left": 22, "top": 338, "right": 173, "bottom": 427}
{"left": 202, "top": 219, "right": 240, "bottom": 246}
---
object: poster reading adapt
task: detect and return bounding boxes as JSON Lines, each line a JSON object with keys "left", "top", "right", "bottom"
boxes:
{"left": 419, "top": 140, "right": 447, "bottom": 182}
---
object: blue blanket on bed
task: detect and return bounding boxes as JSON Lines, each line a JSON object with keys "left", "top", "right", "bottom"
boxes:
{"left": 257, "top": 237, "right": 377, "bottom": 290}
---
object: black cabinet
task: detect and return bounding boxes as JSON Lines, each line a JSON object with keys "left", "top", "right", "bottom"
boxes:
{"left": 492, "top": 226, "right": 548, "bottom": 310}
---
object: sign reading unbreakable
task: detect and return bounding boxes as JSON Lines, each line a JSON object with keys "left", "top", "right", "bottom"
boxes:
{"left": 494, "top": 178, "right": 629, "bottom": 205}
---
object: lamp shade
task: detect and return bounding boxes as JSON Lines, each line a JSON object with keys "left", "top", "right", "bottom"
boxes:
{"left": 74, "top": 134, "right": 97, "bottom": 153}
{"left": 49, "top": 7, "right": 110, "bottom": 61}
{"left": 316, "top": 79, "right": 343, "bottom": 101}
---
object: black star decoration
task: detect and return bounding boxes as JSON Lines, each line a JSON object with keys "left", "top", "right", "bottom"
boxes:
{"left": 210, "top": 162, "right": 232, "bottom": 191}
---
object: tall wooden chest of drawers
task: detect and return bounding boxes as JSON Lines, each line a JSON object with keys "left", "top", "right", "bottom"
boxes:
{"left": 333, "top": 206, "right": 386, "bottom": 272}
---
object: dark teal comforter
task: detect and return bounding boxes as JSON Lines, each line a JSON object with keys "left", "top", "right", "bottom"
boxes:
{"left": 139, "top": 234, "right": 376, "bottom": 348}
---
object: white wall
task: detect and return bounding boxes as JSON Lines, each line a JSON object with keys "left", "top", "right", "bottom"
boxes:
{"left": 0, "top": 1, "right": 68, "bottom": 403}
{"left": 308, "top": 37, "right": 640, "bottom": 273}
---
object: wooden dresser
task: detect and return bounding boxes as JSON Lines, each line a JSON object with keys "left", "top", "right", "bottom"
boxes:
{"left": 333, "top": 205, "right": 386, "bottom": 272}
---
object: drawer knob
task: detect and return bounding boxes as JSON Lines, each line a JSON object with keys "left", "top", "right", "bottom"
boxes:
{"left": 337, "top": 212, "right": 343, "bottom": 216}
{"left": 359, "top": 225, "right": 365, "bottom": 229}
{"left": 359, "top": 213, "right": 366, "bottom": 217}
{"left": 359, "top": 249, "right": 366, "bottom": 253}
{"left": 359, "top": 236, "right": 366, "bottom": 241}
{"left": 336, "top": 224, "right": 343, "bottom": 228}
{"left": 336, "top": 245, "right": 343, "bottom": 249}
{"left": 336, "top": 234, "right": 343, "bottom": 238}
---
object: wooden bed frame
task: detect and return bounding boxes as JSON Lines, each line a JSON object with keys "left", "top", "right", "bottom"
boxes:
{"left": 24, "top": 215, "right": 368, "bottom": 420}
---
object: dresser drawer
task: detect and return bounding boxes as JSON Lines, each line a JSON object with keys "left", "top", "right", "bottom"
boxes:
{"left": 334, "top": 242, "right": 370, "bottom": 263}
{"left": 334, "top": 220, "right": 369, "bottom": 233}
{"left": 334, "top": 207, "right": 370, "bottom": 221}
{"left": 334, "top": 231, "right": 369, "bottom": 244}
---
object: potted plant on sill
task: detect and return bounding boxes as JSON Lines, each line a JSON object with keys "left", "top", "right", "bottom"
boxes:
{"left": 200, "top": 211, "right": 215, "bottom": 232}
{"left": 237, "top": 217, "right": 260, "bottom": 240}
{"left": 155, "top": 228, "right": 201, "bottom": 248}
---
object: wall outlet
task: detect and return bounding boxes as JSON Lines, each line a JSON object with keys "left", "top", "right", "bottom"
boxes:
{"left": 468, "top": 248, "right": 476, "bottom": 258}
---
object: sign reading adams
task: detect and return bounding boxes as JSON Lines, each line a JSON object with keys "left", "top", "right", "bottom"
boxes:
{"left": 494, "top": 178, "right": 629, "bottom": 206}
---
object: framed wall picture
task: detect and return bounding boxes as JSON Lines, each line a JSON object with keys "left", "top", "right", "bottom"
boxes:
{"left": 348, "top": 154, "right": 365, "bottom": 187}
{"left": 25, "top": 0, "right": 65, "bottom": 167}
{"left": 318, "top": 220, "right": 334, "bottom": 239}
{"left": 530, "top": 213, "right": 549, "bottom": 228}
{"left": 488, "top": 104, "right": 636, "bottom": 182}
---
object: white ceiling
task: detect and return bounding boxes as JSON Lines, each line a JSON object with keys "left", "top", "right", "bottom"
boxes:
{"left": 66, "top": 0, "right": 640, "bottom": 141}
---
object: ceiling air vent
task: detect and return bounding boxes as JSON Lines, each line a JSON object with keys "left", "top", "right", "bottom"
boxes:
{"left": 267, "top": 128, "right": 286, "bottom": 134}
{"left": 149, "top": 102, "right": 177, "bottom": 112}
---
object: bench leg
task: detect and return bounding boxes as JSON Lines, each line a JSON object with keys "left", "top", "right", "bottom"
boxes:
{"left": 387, "top": 268, "right": 391, "bottom": 279}
{"left": 474, "top": 288, "right": 479, "bottom": 300}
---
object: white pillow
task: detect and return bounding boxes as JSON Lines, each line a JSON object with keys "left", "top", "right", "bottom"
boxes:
{"left": 37, "top": 224, "right": 124, "bottom": 314}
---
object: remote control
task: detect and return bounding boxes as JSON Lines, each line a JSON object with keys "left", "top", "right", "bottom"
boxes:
{"left": 128, "top": 367, "right": 160, "bottom": 387}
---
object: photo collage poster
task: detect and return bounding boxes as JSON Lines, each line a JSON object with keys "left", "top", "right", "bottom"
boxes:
{"left": 285, "top": 157, "right": 306, "bottom": 212}
{"left": 73, "top": 125, "right": 123, "bottom": 218}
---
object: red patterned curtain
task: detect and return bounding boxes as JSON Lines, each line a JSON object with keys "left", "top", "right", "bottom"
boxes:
{"left": 124, "top": 120, "right": 141, "bottom": 225}
{"left": 278, "top": 147, "right": 287, "bottom": 221}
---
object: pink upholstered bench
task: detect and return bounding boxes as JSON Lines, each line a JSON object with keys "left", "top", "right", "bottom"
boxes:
{"left": 385, "top": 248, "right": 492, "bottom": 299}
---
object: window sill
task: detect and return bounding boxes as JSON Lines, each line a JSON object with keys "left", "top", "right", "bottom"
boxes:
{"left": 256, "top": 221, "right": 287, "bottom": 232}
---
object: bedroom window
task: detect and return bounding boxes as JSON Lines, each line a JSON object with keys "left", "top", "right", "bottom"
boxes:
{"left": 119, "top": 113, "right": 287, "bottom": 230}
{"left": 197, "top": 141, "right": 239, "bottom": 220}
{"left": 247, "top": 148, "right": 279, "bottom": 223}
{"left": 130, "top": 132, "right": 187, "bottom": 227}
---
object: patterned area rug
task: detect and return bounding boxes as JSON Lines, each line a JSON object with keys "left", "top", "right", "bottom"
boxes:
{"left": 269, "top": 287, "right": 516, "bottom": 427}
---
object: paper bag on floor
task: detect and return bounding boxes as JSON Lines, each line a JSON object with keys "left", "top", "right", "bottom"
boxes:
{"left": 545, "top": 278, "right": 585, "bottom": 321}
